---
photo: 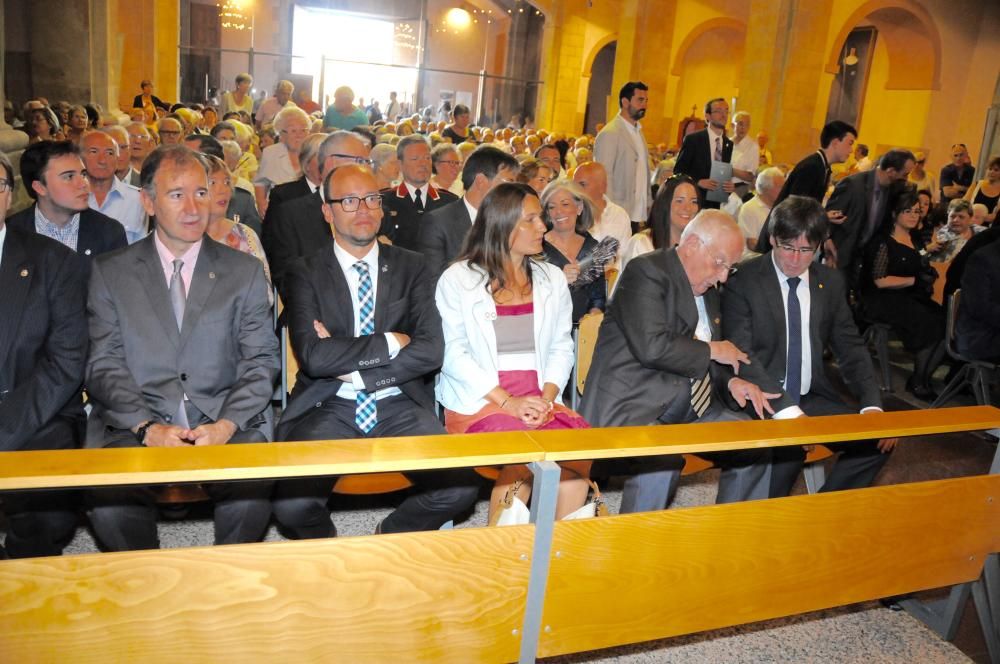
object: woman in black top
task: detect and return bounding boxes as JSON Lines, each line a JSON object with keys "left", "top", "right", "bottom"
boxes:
{"left": 539, "top": 179, "right": 606, "bottom": 324}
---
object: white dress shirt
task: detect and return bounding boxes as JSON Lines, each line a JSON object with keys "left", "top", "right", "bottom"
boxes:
{"left": 624, "top": 119, "right": 650, "bottom": 221}
{"left": 462, "top": 196, "right": 477, "bottom": 224}
{"left": 736, "top": 196, "right": 772, "bottom": 260}
{"left": 590, "top": 196, "right": 632, "bottom": 268}
{"left": 332, "top": 241, "right": 402, "bottom": 401}
{"left": 731, "top": 135, "right": 760, "bottom": 184}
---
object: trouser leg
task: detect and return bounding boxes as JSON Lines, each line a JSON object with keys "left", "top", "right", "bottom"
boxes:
{"left": 618, "top": 455, "right": 685, "bottom": 513}
{"left": 820, "top": 440, "right": 889, "bottom": 492}
{"left": 204, "top": 427, "right": 273, "bottom": 545}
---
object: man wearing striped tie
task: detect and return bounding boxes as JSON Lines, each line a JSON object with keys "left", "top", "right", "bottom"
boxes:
{"left": 580, "top": 210, "right": 776, "bottom": 514}
{"left": 272, "top": 165, "right": 479, "bottom": 538}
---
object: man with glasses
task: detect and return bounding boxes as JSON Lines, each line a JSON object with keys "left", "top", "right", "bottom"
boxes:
{"left": 940, "top": 143, "right": 975, "bottom": 204}
{"left": 0, "top": 152, "right": 88, "bottom": 558}
{"left": 263, "top": 130, "right": 371, "bottom": 298}
{"left": 271, "top": 164, "right": 479, "bottom": 538}
{"left": 429, "top": 143, "right": 462, "bottom": 195}
{"left": 723, "top": 196, "right": 891, "bottom": 497}
{"left": 674, "top": 97, "right": 735, "bottom": 210}
{"left": 379, "top": 134, "right": 457, "bottom": 251}
{"left": 126, "top": 122, "right": 154, "bottom": 181}
{"left": 156, "top": 117, "right": 184, "bottom": 146}
{"left": 580, "top": 210, "right": 775, "bottom": 513}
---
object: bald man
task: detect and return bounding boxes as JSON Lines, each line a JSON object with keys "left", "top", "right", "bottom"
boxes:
{"left": 83, "top": 131, "right": 147, "bottom": 244}
{"left": 573, "top": 162, "right": 631, "bottom": 267}
{"left": 271, "top": 165, "right": 479, "bottom": 538}
{"left": 580, "top": 210, "right": 775, "bottom": 513}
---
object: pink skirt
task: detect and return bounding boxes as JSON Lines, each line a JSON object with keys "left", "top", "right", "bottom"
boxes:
{"left": 445, "top": 370, "right": 590, "bottom": 434}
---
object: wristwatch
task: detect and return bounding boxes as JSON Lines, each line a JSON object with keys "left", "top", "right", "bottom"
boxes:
{"left": 134, "top": 421, "right": 155, "bottom": 445}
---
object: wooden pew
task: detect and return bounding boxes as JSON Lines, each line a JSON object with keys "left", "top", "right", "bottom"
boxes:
{"left": 0, "top": 407, "right": 997, "bottom": 663}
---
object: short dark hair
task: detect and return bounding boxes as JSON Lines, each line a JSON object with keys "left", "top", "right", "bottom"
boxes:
{"left": 210, "top": 121, "right": 237, "bottom": 138}
{"left": 350, "top": 126, "right": 377, "bottom": 149}
{"left": 704, "top": 97, "right": 726, "bottom": 114}
{"left": 184, "top": 133, "right": 225, "bottom": 160}
{"left": 769, "top": 195, "right": 829, "bottom": 248}
{"left": 819, "top": 121, "right": 857, "bottom": 148}
{"left": 618, "top": 81, "right": 648, "bottom": 108}
{"left": 396, "top": 133, "right": 429, "bottom": 160}
{"left": 987, "top": 155, "right": 1000, "bottom": 171}
{"left": 453, "top": 104, "right": 470, "bottom": 117}
{"left": 878, "top": 148, "right": 916, "bottom": 172}
{"left": 20, "top": 140, "right": 81, "bottom": 200}
{"left": 140, "top": 145, "right": 209, "bottom": 198}
{"left": 461, "top": 146, "right": 520, "bottom": 190}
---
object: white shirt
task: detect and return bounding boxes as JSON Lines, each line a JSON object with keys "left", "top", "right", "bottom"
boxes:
{"left": 90, "top": 177, "right": 147, "bottom": 244}
{"left": 771, "top": 255, "right": 811, "bottom": 419}
{"left": 404, "top": 182, "right": 429, "bottom": 205}
{"left": 731, "top": 135, "right": 759, "bottom": 184}
{"left": 462, "top": 196, "right": 477, "bottom": 224}
{"left": 623, "top": 117, "right": 650, "bottom": 221}
{"left": 736, "top": 196, "right": 772, "bottom": 260}
{"left": 693, "top": 295, "right": 711, "bottom": 343}
{"left": 332, "top": 241, "right": 402, "bottom": 401}
{"left": 590, "top": 196, "right": 632, "bottom": 268}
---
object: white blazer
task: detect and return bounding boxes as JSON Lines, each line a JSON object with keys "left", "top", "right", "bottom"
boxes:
{"left": 435, "top": 259, "right": 575, "bottom": 414}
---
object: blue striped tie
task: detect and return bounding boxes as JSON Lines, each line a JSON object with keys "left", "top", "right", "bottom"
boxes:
{"left": 353, "top": 261, "right": 377, "bottom": 433}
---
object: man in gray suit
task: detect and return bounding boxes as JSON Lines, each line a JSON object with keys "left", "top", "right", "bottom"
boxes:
{"left": 85, "top": 145, "right": 280, "bottom": 551}
{"left": 594, "top": 81, "right": 651, "bottom": 231}
{"left": 580, "top": 211, "right": 776, "bottom": 513}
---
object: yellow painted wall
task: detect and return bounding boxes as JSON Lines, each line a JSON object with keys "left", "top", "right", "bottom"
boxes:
{"left": 671, "top": 27, "right": 744, "bottom": 136}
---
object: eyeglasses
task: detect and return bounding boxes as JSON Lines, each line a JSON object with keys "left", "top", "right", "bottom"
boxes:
{"left": 437, "top": 160, "right": 461, "bottom": 167}
{"left": 776, "top": 243, "right": 818, "bottom": 256}
{"left": 0, "top": 179, "right": 10, "bottom": 193}
{"left": 325, "top": 194, "right": 383, "bottom": 212}
{"left": 710, "top": 255, "right": 738, "bottom": 275}
{"left": 328, "top": 153, "right": 373, "bottom": 167}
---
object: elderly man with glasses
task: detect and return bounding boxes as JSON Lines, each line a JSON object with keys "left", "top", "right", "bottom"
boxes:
{"left": 580, "top": 210, "right": 774, "bottom": 514}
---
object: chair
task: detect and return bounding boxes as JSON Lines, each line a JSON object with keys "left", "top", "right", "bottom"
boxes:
{"left": 931, "top": 290, "right": 997, "bottom": 408}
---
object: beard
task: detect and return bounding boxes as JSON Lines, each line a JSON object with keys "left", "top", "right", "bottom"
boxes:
{"left": 629, "top": 106, "right": 646, "bottom": 121}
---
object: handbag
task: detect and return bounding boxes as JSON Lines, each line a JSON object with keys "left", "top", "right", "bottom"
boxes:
{"left": 490, "top": 477, "right": 608, "bottom": 527}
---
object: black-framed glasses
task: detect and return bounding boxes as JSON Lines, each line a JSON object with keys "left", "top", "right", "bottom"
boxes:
{"left": 776, "top": 243, "right": 818, "bottom": 256}
{"left": 328, "top": 153, "right": 373, "bottom": 167}
{"left": 0, "top": 179, "right": 10, "bottom": 194}
{"left": 325, "top": 194, "right": 383, "bottom": 212}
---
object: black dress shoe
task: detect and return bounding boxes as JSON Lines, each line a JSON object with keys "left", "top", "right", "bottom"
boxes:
{"left": 906, "top": 377, "right": 937, "bottom": 401}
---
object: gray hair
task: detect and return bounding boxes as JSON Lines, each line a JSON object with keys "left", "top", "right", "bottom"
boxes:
{"left": 539, "top": 177, "right": 596, "bottom": 234}
{"left": 273, "top": 105, "right": 310, "bottom": 133}
{"left": 299, "top": 133, "right": 326, "bottom": 167}
{"left": 220, "top": 139, "right": 242, "bottom": 163}
{"left": 101, "top": 124, "right": 130, "bottom": 149}
{"left": 755, "top": 166, "right": 784, "bottom": 195}
{"left": 370, "top": 143, "right": 397, "bottom": 171}
{"left": 396, "top": 134, "right": 430, "bottom": 160}
{"left": 679, "top": 209, "right": 739, "bottom": 244}
{"left": 318, "top": 130, "right": 368, "bottom": 164}
{"left": 140, "top": 145, "right": 209, "bottom": 199}
{"left": 733, "top": 110, "right": 751, "bottom": 123}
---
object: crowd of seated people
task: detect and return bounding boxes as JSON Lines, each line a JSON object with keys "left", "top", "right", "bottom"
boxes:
{"left": 3, "top": 75, "right": 999, "bottom": 561}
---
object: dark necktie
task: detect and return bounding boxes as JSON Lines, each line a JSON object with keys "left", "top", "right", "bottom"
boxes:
{"left": 353, "top": 261, "right": 377, "bottom": 433}
{"left": 785, "top": 276, "right": 802, "bottom": 404}
{"left": 414, "top": 187, "right": 424, "bottom": 213}
{"left": 866, "top": 185, "right": 884, "bottom": 243}
{"left": 714, "top": 136, "right": 722, "bottom": 162}
{"left": 168, "top": 259, "right": 190, "bottom": 428}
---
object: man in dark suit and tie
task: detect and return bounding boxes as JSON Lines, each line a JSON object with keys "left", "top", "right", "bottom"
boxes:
{"left": 271, "top": 165, "right": 479, "bottom": 538}
{"left": 955, "top": 237, "right": 1000, "bottom": 362}
{"left": 8, "top": 140, "right": 127, "bottom": 277}
{"left": 674, "top": 98, "right": 735, "bottom": 209}
{"left": 580, "top": 211, "right": 775, "bottom": 513}
{"left": 85, "top": 145, "right": 280, "bottom": 551}
{"left": 824, "top": 149, "right": 915, "bottom": 287}
{"left": 755, "top": 120, "right": 858, "bottom": 254}
{"left": 416, "top": 146, "right": 519, "bottom": 279}
{"left": 723, "top": 196, "right": 894, "bottom": 497}
{"left": 0, "top": 153, "right": 88, "bottom": 558}
{"left": 378, "top": 134, "right": 457, "bottom": 250}
{"left": 263, "top": 130, "right": 371, "bottom": 298}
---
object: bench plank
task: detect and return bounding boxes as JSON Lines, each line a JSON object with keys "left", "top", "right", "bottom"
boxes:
{"left": 537, "top": 474, "right": 1000, "bottom": 657}
{"left": 0, "top": 431, "right": 546, "bottom": 491}
{"left": 0, "top": 526, "right": 534, "bottom": 663}
{"left": 529, "top": 406, "right": 1000, "bottom": 461}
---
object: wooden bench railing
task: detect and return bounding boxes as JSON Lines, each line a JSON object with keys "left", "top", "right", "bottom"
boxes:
{"left": 0, "top": 406, "right": 998, "bottom": 664}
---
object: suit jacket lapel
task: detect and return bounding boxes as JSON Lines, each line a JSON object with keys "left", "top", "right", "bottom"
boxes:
{"left": 664, "top": 250, "right": 698, "bottom": 333}
{"left": 808, "top": 266, "right": 825, "bottom": 362}
{"left": 374, "top": 246, "right": 391, "bottom": 330}
{"left": 324, "top": 245, "right": 355, "bottom": 335}
{"left": 0, "top": 232, "right": 32, "bottom": 369}
{"left": 76, "top": 210, "right": 97, "bottom": 259}
{"left": 760, "top": 258, "right": 787, "bottom": 367}
{"left": 705, "top": 288, "right": 722, "bottom": 340}
{"left": 179, "top": 237, "right": 220, "bottom": 347}
{"left": 136, "top": 236, "right": 182, "bottom": 348}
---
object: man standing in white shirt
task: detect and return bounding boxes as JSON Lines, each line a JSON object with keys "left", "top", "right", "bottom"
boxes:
{"left": 729, "top": 111, "right": 759, "bottom": 199}
{"left": 737, "top": 166, "right": 785, "bottom": 259}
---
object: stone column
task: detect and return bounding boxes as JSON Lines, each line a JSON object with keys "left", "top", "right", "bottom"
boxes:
{"left": 0, "top": 0, "right": 32, "bottom": 214}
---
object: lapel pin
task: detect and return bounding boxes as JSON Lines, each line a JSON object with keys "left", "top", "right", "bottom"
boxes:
{"left": 84, "top": 249, "right": 92, "bottom": 256}
{"left": 20, "top": 269, "right": 28, "bottom": 277}
{"left": 818, "top": 283, "right": 824, "bottom": 289}
{"left": 714, "top": 317, "right": 721, "bottom": 325}
{"left": 209, "top": 272, "right": 216, "bottom": 279}
{"left": 381, "top": 265, "right": 388, "bottom": 273}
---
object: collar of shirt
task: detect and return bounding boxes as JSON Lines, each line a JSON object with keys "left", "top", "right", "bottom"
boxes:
{"left": 770, "top": 252, "right": 812, "bottom": 395}
{"left": 306, "top": 177, "right": 319, "bottom": 194}
{"left": 0, "top": 224, "right": 6, "bottom": 269}
{"left": 462, "top": 196, "right": 477, "bottom": 224}
{"left": 693, "top": 295, "right": 712, "bottom": 343}
{"left": 154, "top": 231, "right": 202, "bottom": 293}
{"left": 333, "top": 238, "right": 379, "bottom": 286}
{"left": 89, "top": 177, "right": 127, "bottom": 210}
{"left": 816, "top": 149, "right": 830, "bottom": 171}
{"left": 34, "top": 205, "right": 81, "bottom": 250}
{"left": 707, "top": 125, "right": 725, "bottom": 144}
{"left": 404, "top": 181, "right": 429, "bottom": 203}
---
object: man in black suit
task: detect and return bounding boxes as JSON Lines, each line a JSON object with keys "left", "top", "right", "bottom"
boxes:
{"left": 755, "top": 120, "right": 857, "bottom": 254}
{"left": 272, "top": 165, "right": 479, "bottom": 537}
{"left": 0, "top": 153, "right": 88, "bottom": 558}
{"left": 378, "top": 134, "right": 457, "bottom": 250}
{"left": 673, "top": 98, "right": 734, "bottom": 209}
{"left": 723, "top": 196, "right": 893, "bottom": 497}
{"left": 824, "top": 149, "right": 915, "bottom": 287}
{"left": 955, "top": 238, "right": 1000, "bottom": 362}
{"left": 580, "top": 211, "right": 776, "bottom": 513}
{"left": 416, "top": 146, "right": 519, "bottom": 279}
{"left": 8, "top": 140, "right": 126, "bottom": 276}
{"left": 263, "top": 130, "right": 371, "bottom": 298}
{"left": 944, "top": 223, "right": 1000, "bottom": 299}
{"left": 261, "top": 133, "right": 324, "bottom": 227}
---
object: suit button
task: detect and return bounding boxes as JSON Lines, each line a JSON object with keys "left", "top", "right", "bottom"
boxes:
{"left": 315, "top": 402, "right": 322, "bottom": 408}
{"left": 164, "top": 415, "right": 173, "bottom": 423}
{"left": 180, "top": 373, "right": 188, "bottom": 381}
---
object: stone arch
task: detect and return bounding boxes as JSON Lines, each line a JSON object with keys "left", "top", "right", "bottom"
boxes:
{"left": 670, "top": 17, "right": 747, "bottom": 77}
{"left": 583, "top": 33, "right": 619, "bottom": 78}
{"left": 825, "top": 0, "right": 942, "bottom": 90}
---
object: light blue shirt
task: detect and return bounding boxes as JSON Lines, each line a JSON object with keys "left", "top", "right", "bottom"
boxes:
{"left": 34, "top": 207, "right": 80, "bottom": 251}
{"left": 90, "top": 177, "right": 147, "bottom": 244}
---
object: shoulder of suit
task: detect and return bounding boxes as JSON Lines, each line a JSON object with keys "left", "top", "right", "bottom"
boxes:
{"left": 82, "top": 208, "right": 127, "bottom": 234}
{"left": 6, "top": 224, "right": 74, "bottom": 262}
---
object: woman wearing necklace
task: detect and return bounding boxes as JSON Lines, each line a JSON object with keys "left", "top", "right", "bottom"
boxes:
{"left": 964, "top": 155, "right": 1000, "bottom": 225}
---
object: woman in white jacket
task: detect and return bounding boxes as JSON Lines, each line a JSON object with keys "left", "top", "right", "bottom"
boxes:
{"left": 436, "top": 183, "right": 591, "bottom": 522}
